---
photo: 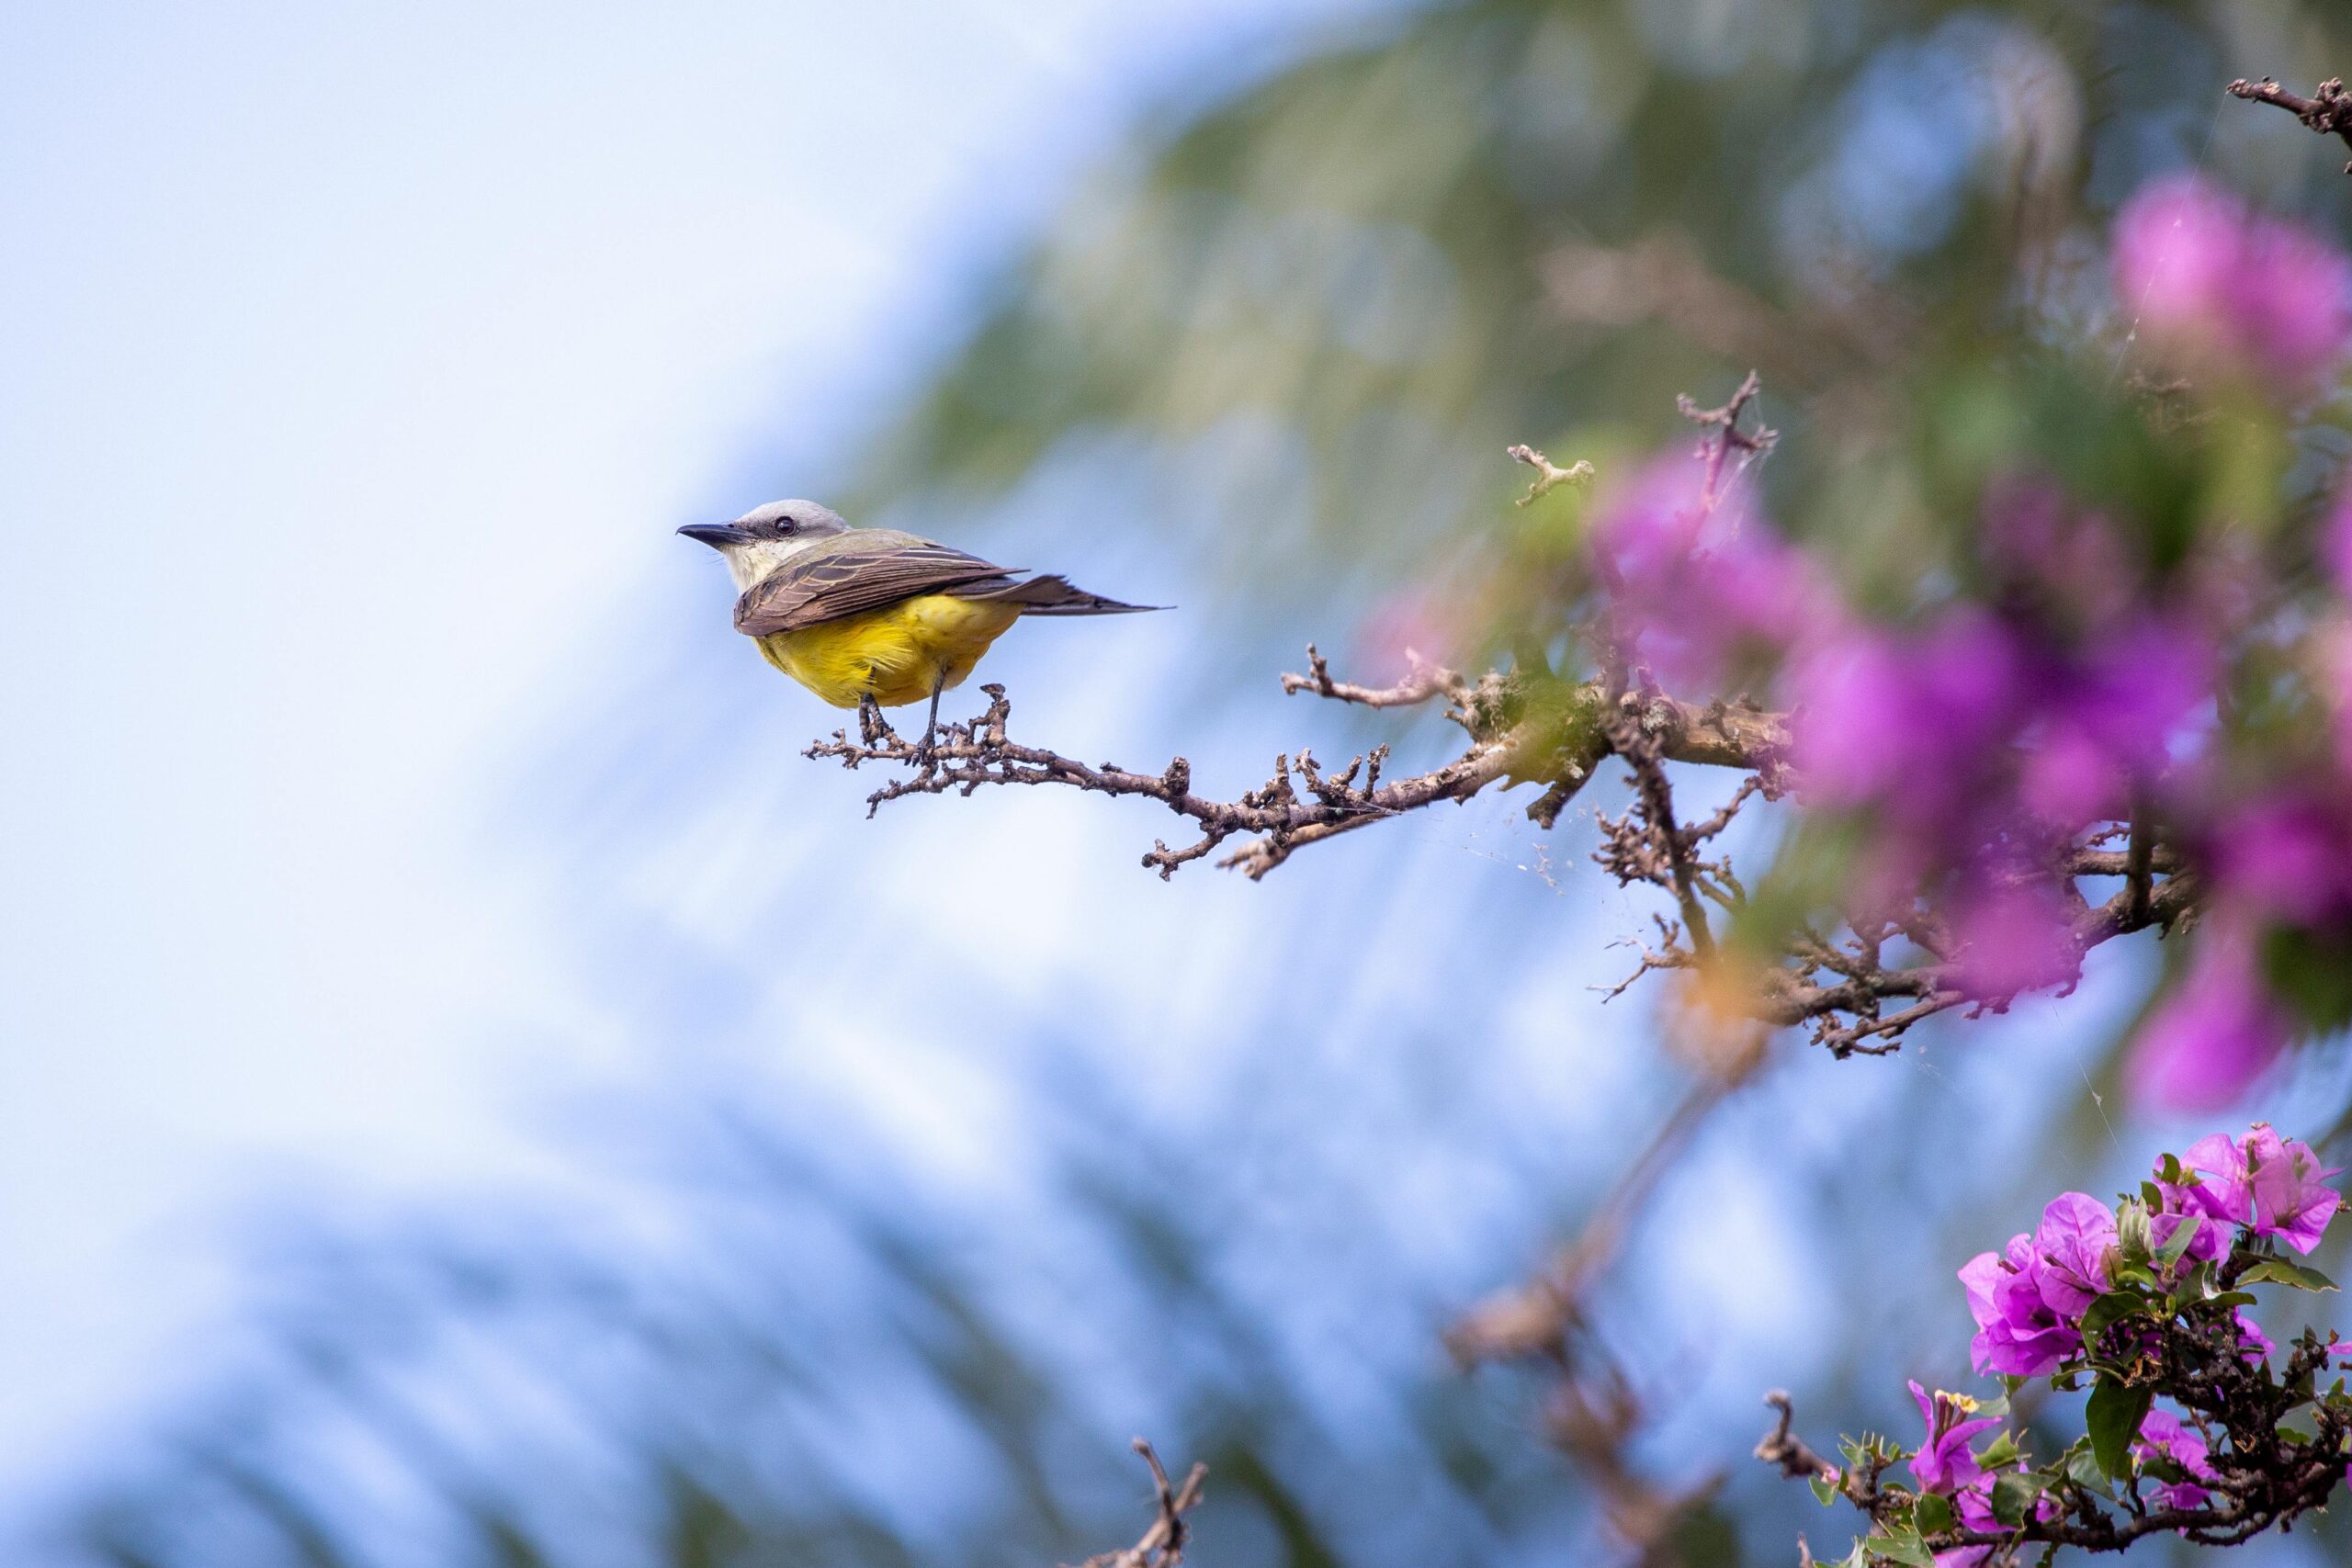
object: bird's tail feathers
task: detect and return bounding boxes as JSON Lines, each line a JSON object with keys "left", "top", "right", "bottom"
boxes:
{"left": 963, "top": 573, "right": 1167, "bottom": 616}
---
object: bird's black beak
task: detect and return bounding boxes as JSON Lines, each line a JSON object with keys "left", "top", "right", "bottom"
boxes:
{"left": 678, "top": 523, "right": 753, "bottom": 549}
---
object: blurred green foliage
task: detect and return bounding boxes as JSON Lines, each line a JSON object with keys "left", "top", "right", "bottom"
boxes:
{"left": 850, "top": 0, "right": 2351, "bottom": 665}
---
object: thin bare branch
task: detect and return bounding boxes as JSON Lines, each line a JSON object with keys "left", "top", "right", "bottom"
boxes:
{"left": 1754, "top": 1393, "right": 1838, "bottom": 1484}
{"left": 1505, "top": 443, "right": 1595, "bottom": 506}
{"left": 1278, "top": 641, "right": 1467, "bottom": 708}
{"left": 1069, "top": 1439, "right": 1207, "bottom": 1568}
{"left": 2229, "top": 76, "right": 2352, "bottom": 173}
{"left": 808, "top": 672, "right": 1788, "bottom": 882}
{"left": 1676, "top": 369, "right": 1779, "bottom": 508}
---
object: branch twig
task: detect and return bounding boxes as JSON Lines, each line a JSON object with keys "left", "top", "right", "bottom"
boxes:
{"left": 1505, "top": 443, "right": 1595, "bottom": 506}
{"left": 2229, "top": 76, "right": 2352, "bottom": 173}
{"left": 806, "top": 673, "right": 1787, "bottom": 882}
{"left": 1070, "top": 1439, "right": 1207, "bottom": 1568}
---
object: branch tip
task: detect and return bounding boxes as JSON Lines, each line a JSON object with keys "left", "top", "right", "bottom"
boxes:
{"left": 1506, "top": 443, "right": 1596, "bottom": 505}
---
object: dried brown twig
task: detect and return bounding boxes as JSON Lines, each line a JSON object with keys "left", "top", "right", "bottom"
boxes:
{"left": 805, "top": 661, "right": 1785, "bottom": 881}
{"left": 1753, "top": 1392, "right": 1838, "bottom": 1486}
{"left": 1675, "top": 369, "right": 1778, "bottom": 511}
{"left": 1069, "top": 1439, "right": 1206, "bottom": 1568}
{"left": 1506, "top": 442, "right": 1595, "bottom": 505}
{"left": 2229, "top": 76, "right": 2352, "bottom": 172}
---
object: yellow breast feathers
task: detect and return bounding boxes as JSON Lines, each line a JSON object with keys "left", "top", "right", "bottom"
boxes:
{"left": 756, "top": 594, "right": 1022, "bottom": 708}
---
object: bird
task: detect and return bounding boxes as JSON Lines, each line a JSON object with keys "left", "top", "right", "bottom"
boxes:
{"left": 680, "top": 499, "right": 1161, "bottom": 749}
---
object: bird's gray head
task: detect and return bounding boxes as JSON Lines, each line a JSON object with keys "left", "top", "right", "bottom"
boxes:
{"left": 678, "top": 499, "right": 852, "bottom": 589}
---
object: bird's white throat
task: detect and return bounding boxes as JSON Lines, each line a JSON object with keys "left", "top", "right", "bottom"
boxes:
{"left": 719, "top": 534, "right": 828, "bottom": 592}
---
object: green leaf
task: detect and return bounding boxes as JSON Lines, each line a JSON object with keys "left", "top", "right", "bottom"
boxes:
{"left": 2278, "top": 1423, "right": 2317, "bottom": 1445}
{"left": 1977, "top": 1431, "right": 2018, "bottom": 1470}
{"left": 2117, "top": 1200, "right": 2154, "bottom": 1264}
{"left": 2141, "top": 1179, "right": 2165, "bottom": 1210}
{"left": 1868, "top": 1528, "right": 1934, "bottom": 1567}
{"left": 2240, "top": 1258, "right": 2337, "bottom": 1292}
{"left": 2263, "top": 923, "right": 2352, "bottom": 1033}
{"left": 2211, "top": 1291, "right": 2259, "bottom": 1310}
{"left": 1990, "top": 1471, "right": 2044, "bottom": 1528}
{"left": 2168, "top": 1261, "right": 2212, "bottom": 1313}
{"left": 1912, "top": 1493, "right": 1955, "bottom": 1535}
{"left": 1811, "top": 1475, "right": 1838, "bottom": 1506}
{"left": 2081, "top": 1291, "right": 2151, "bottom": 1339}
{"left": 2157, "top": 1215, "right": 2204, "bottom": 1269}
{"left": 2086, "top": 1375, "right": 2154, "bottom": 1481}
{"left": 2064, "top": 1444, "right": 2114, "bottom": 1497}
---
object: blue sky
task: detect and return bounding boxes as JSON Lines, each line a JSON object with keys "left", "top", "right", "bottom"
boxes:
{"left": 0, "top": 0, "right": 1396, "bottom": 1533}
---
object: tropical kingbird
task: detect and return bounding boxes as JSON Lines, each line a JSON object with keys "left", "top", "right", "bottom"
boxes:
{"left": 681, "top": 499, "right": 1160, "bottom": 742}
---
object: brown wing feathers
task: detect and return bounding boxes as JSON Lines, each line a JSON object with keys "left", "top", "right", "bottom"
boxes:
{"left": 732, "top": 542, "right": 1014, "bottom": 636}
{"left": 733, "top": 541, "right": 1162, "bottom": 635}
{"left": 950, "top": 574, "right": 1162, "bottom": 616}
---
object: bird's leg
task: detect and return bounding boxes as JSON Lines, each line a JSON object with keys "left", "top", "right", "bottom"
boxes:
{"left": 914, "top": 672, "right": 945, "bottom": 769}
{"left": 857, "top": 691, "right": 886, "bottom": 747}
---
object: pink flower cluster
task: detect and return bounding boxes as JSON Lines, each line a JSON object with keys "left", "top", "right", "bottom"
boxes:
{"left": 2112, "top": 173, "right": 2352, "bottom": 389}
{"left": 1958, "top": 1192, "right": 2122, "bottom": 1378}
{"left": 1777, "top": 484, "right": 2222, "bottom": 996}
{"left": 2132, "top": 1408, "right": 2218, "bottom": 1512}
{"left": 1579, "top": 174, "right": 2352, "bottom": 1105}
{"left": 1594, "top": 459, "right": 2222, "bottom": 931}
{"left": 1906, "top": 1380, "right": 2054, "bottom": 1566}
{"left": 2160, "top": 1124, "right": 2346, "bottom": 1256}
{"left": 1896, "top": 1131, "right": 2339, "bottom": 1562}
{"left": 1586, "top": 457, "right": 1833, "bottom": 694}
{"left": 1787, "top": 600, "right": 2212, "bottom": 937}
{"left": 2148, "top": 496, "right": 2352, "bottom": 1085}
{"left": 1905, "top": 1385, "right": 2218, "bottom": 1566}
{"left": 1957, "top": 1126, "right": 2337, "bottom": 1379}
{"left": 2131, "top": 779, "right": 2352, "bottom": 1110}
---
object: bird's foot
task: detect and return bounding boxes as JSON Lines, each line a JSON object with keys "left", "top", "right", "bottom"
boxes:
{"left": 856, "top": 693, "right": 891, "bottom": 747}
{"left": 910, "top": 680, "right": 946, "bottom": 773}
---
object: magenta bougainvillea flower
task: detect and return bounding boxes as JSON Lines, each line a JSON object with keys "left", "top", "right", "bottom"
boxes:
{"left": 2149, "top": 1206, "right": 2224, "bottom": 1269}
{"left": 1959, "top": 1193, "right": 2118, "bottom": 1376}
{"left": 2245, "top": 1131, "right": 2346, "bottom": 1256}
{"left": 1791, "top": 613, "right": 2020, "bottom": 819}
{"left": 1586, "top": 457, "right": 1830, "bottom": 693}
{"left": 2126, "top": 932, "right": 2289, "bottom": 1113}
{"left": 1906, "top": 1382, "right": 1999, "bottom": 1495}
{"left": 2161, "top": 1124, "right": 2345, "bottom": 1255}
{"left": 1946, "top": 877, "right": 2082, "bottom": 998}
{"left": 2112, "top": 173, "right": 2352, "bottom": 387}
{"left": 1941, "top": 1464, "right": 2058, "bottom": 1568}
{"left": 1837, "top": 1133, "right": 2342, "bottom": 1558}
{"left": 2210, "top": 794, "right": 2352, "bottom": 926}
{"left": 2133, "top": 1408, "right": 2219, "bottom": 1511}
